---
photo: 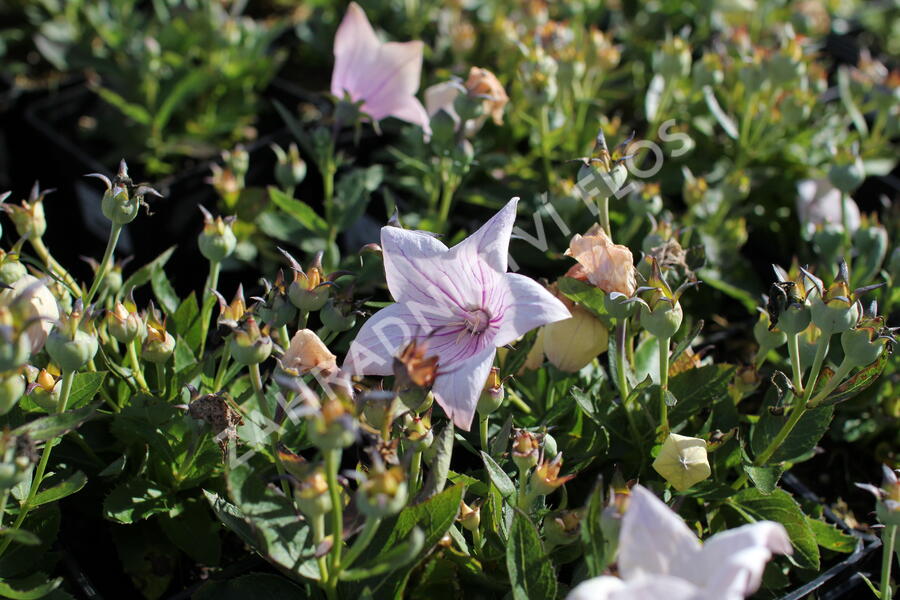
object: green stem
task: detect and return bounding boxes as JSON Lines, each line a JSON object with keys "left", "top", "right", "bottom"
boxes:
{"left": 840, "top": 192, "right": 851, "bottom": 256}
{"left": 806, "top": 358, "right": 853, "bottom": 408}
{"left": 437, "top": 167, "right": 457, "bottom": 233}
{"left": 517, "top": 467, "right": 530, "bottom": 510}
{"left": 598, "top": 196, "right": 611, "bottom": 239}
{"left": 298, "top": 309, "right": 309, "bottom": 332}
{"left": 479, "top": 414, "right": 490, "bottom": 451}
{"left": 249, "top": 363, "right": 292, "bottom": 499}
{"left": 615, "top": 321, "right": 631, "bottom": 400}
{"left": 325, "top": 448, "right": 344, "bottom": 576}
{"left": 84, "top": 223, "right": 122, "bottom": 305}
{"left": 787, "top": 332, "right": 804, "bottom": 395}
{"left": 313, "top": 514, "right": 329, "bottom": 584}
{"left": 409, "top": 450, "right": 422, "bottom": 496}
{"left": 29, "top": 237, "right": 80, "bottom": 296}
{"left": 0, "top": 370, "right": 74, "bottom": 557}
{"left": 539, "top": 105, "right": 553, "bottom": 188}
{"left": 658, "top": 335, "right": 671, "bottom": 435}
{"left": 882, "top": 525, "right": 896, "bottom": 600}
{"left": 472, "top": 527, "right": 483, "bottom": 552}
{"left": 804, "top": 331, "right": 831, "bottom": 400}
{"left": 198, "top": 260, "right": 221, "bottom": 357}
{"left": 155, "top": 363, "right": 166, "bottom": 398}
{"left": 341, "top": 516, "right": 382, "bottom": 572}
{"left": 213, "top": 346, "right": 230, "bottom": 392}
{"left": 128, "top": 339, "right": 149, "bottom": 393}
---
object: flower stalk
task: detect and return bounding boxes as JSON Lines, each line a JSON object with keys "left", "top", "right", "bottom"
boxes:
{"left": 84, "top": 223, "right": 122, "bottom": 305}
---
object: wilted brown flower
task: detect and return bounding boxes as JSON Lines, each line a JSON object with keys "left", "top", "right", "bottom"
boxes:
{"left": 282, "top": 329, "right": 338, "bottom": 375}
{"left": 565, "top": 224, "right": 636, "bottom": 297}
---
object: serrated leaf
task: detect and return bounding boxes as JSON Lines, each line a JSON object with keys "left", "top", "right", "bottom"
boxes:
{"left": 151, "top": 267, "right": 180, "bottom": 316}
{"left": 669, "top": 365, "right": 736, "bottom": 427}
{"left": 810, "top": 350, "right": 889, "bottom": 408}
{"left": 66, "top": 372, "right": 107, "bottom": 409}
{"left": 731, "top": 488, "right": 819, "bottom": 570}
{"left": 742, "top": 463, "right": 783, "bottom": 495}
{"left": 0, "top": 573, "right": 62, "bottom": 599}
{"left": 807, "top": 518, "right": 856, "bottom": 553}
{"left": 32, "top": 471, "right": 87, "bottom": 507}
{"left": 340, "top": 528, "right": 425, "bottom": 581}
{"left": 104, "top": 479, "right": 169, "bottom": 524}
{"left": 507, "top": 510, "right": 557, "bottom": 600}
{"left": 120, "top": 246, "right": 176, "bottom": 296}
{"left": 12, "top": 403, "right": 99, "bottom": 442}
{"left": 556, "top": 277, "right": 611, "bottom": 325}
{"left": 751, "top": 404, "right": 833, "bottom": 464}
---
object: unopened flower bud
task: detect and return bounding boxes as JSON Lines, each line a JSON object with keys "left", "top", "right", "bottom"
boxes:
{"left": 0, "top": 250, "right": 27, "bottom": 285}
{"left": 90, "top": 161, "right": 161, "bottom": 225}
{"left": 320, "top": 299, "right": 356, "bottom": 332}
{"left": 228, "top": 317, "right": 273, "bottom": 366}
{"left": 542, "top": 432, "right": 558, "bottom": 458}
{"left": 281, "top": 249, "right": 329, "bottom": 312}
{"left": 198, "top": 206, "right": 237, "bottom": 263}
{"left": 856, "top": 465, "right": 900, "bottom": 526}
{"left": 46, "top": 308, "right": 98, "bottom": 372}
{"left": 0, "top": 372, "right": 25, "bottom": 415}
{"left": 512, "top": 429, "right": 540, "bottom": 473}
{"left": 652, "top": 433, "right": 711, "bottom": 492}
{"left": 809, "top": 274, "right": 860, "bottom": 336}
{"left": 356, "top": 466, "right": 407, "bottom": 518}
{"left": 0, "top": 182, "right": 48, "bottom": 239}
{"left": 754, "top": 311, "right": 787, "bottom": 354}
{"left": 0, "top": 316, "right": 31, "bottom": 373}
{"left": 142, "top": 311, "right": 176, "bottom": 364}
{"left": 477, "top": 367, "right": 504, "bottom": 416}
{"left": 28, "top": 367, "right": 61, "bottom": 412}
{"left": 641, "top": 301, "right": 683, "bottom": 339}
{"left": 458, "top": 500, "right": 481, "bottom": 532}
{"left": 543, "top": 508, "right": 583, "bottom": 548}
{"left": 272, "top": 143, "right": 307, "bottom": 190}
{"left": 107, "top": 302, "right": 145, "bottom": 344}
{"left": 294, "top": 466, "right": 332, "bottom": 518}
{"left": 308, "top": 396, "right": 357, "bottom": 450}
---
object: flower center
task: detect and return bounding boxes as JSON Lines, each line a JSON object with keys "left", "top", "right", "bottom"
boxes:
{"left": 464, "top": 307, "right": 492, "bottom": 335}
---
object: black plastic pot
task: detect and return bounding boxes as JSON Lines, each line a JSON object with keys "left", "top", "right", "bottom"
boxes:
{"left": 778, "top": 472, "right": 882, "bottom": 600}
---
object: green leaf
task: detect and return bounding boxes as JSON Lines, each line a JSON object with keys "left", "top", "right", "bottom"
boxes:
{"left": 225, "top": 462, "right": 319, "bottom": 580}
{"left": 480, "top": 452, "right": 516, "bottom": 499}
{"left": 506, "top": 510, "right": 557, "bottom": 600}
{"left": 742, "top": 463, "right": 783, "bottom": 495}
{"left": 67, "top": 372, "right": 107, "bottom": 409}
{"left": 340, "top": 528, "right": 425, "bottom": 581}
{"left": 751, "top": 405, "right": 833, "bottom": 464}
{"left": 193, "top": 573, "right": 307, "bottom": 600}
{"left": 418, "top": 423, "right": 454, "bottom": 500}
{"left": 500, "top": 330, "right": 538, "bottom": 380}
{"left": 669, "top": 364, "right": 736, "bottom": 427}
{"left": 333, "top": 166, "right": 382, "bottom": 232}
{"left": 104, "top": 479, "right": 170, "bottom": 524}
{"left": 730, "top": 488, "right": 819, "bottom": 570}
{"left": 0, "top": 573, "right": 62, "bottom": 599}
{"left": 172, "top": 293, "right": 202, "bottom": 352}
{"left": 151, "top": 267, "right": 180, "bottom": 316}
{"left": 810, "top": 351, "right": 890, "bottom": 408}
{"left": 159, "top": 499, "right": 221, "bottom": 566}
{"left": 120, "top": 246, "right": 176, "bottom": 296}
{"left": 12, "top": 403, "right": 99, "bottom": 442}
{"left": 32, "top": 471, "right": 87, "bottom": 507}
{"left": 153, "top": 69, "right": 209, "bottom": 133}
{"left": 0, "top": 530, "right": 40, "bottom": 546}
{"left": 581, "top": 481, "right": 609, "bottom": 577}
{"left": 268, "top": 186, "right": 328, "bottom": 235}
{"left": 807, "top": 518, "right": 856, "bottom": 553}
{"left": 837, "top": 66, "right": 869, "bottom": 136}
{"left": 93, "top": 86, "right": 152, "bottom": 125}
{"left": 557, "top": 277, "right": 611, "bottom": 325}
{"left": 204, "top": 490, "right": 257, "bottom": 549}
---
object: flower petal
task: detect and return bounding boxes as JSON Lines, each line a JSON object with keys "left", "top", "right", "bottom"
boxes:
{"left": 331, "top": 2, "right": 381, "bottom": 100}
{"left": 619, "top": 485, "right": 701, "bottom": 580}
{"left": 343, "top": 302, "right": 446, "bottom": 376}
{"left": 431, "top": 348, "right": 495, "bottom": 430}
{"left": 565, "top": 576, "right": 627, "bottom": 600}
{"left": 380, "top": 226, "right": 455, "bottom": 305}
{"left": 686, "top": 522, "right": 792, "bottom": 599}
{"left": 359, "top": 40, "right": 424, "bottom": 116}
{"left": 378, "top": 95, "right": 431, "bottom": 134}
{"left": 493, "top": 273, "right": 571, "bottom": 348}
{"left": 448, "top": 197, "right": 518, "bottom": 273}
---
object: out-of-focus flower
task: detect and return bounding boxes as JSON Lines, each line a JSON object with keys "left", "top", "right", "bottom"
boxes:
{"left": 567, "top": 485, "right": 792, "bottom": 600}
{"left": 0, "top": 274, "right": 59, "bottom": 353}
{"left": 425, "top": 67, "right": 509, "bottom": 137}
{"left": 281, "top": 329, "right": 338, "bottom": 376}
{"left": 796, "top": 179, "right": 860, "bottom": 238}
{"left": 331, "top": 2, "right": 430, "bottom": 134}
{"left": 0, "top": 182, "right": 49, "bottom": 240}
{"left": 344, "top": 198, "right": 569, "bottom": 430}
{"left": 566, "top": 224, "right": 637, "bottom": 297}
{"left": 652, "top": 433, "right": 711, "bottom": 492}
{"left": 356, "top": 465, "right": 407, "bottom": 518}
{"left": 856, "top": 464, "right": 900, "bottom": 526}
